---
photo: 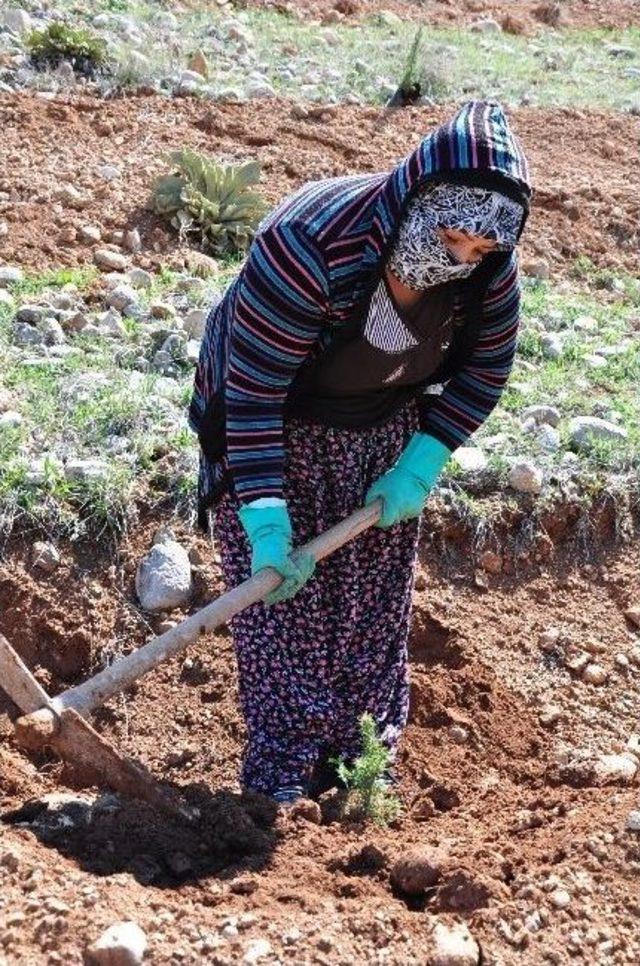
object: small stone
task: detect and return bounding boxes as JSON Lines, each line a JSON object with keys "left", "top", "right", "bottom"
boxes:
{"left": 123, "top": 229, "right": 142, "bottom": 253}
{"left": 390, "top": 847, "right": 443, "bottom": 896}
{"left": 184, "top": 308, "right": 207, "bottom": 339}
{"left": 449, "top": 724, "right": 469, "bottom": 744}
{"left": 523, "top": 405, "right": 561, "bottom": 427}
{"left": 625, "top": 607, "right": 640, "bottom": 629}
{"left": 136, "top": 539, "right": 192, "bottom": 611}
{"left": 539, "top": 705, "right": 563, "bottom": 728}
{"left": 541, "top": 334, "right": 563, "bottom": 359}
{"left": 629, "top": 648, "right": 640, "bottom": 667}
{"left": 106, "top": 285, "right": 138, "bottom": 313}
{"left": 522, "top": 259, "right": 550, "bottom": 280}
{"left": 98, "top": 165, "right": 121, "bottom": 182}
{"left": 65, "top": 459, "right": 109, "bottom": 483}
{"left": 595, "top": 754, "right": 637, "bottom": 785}
{"left": 569, "top": 416, "right": 628, "bottom": 449}
{"left": 469, "top": 17, "right": 502, "bottom": 33}
{"left": 188, "top": 49, "right": 209, "bottom": 78}
{"left": 85, "top": 921, "right": 147, "bottom": 966}
{"left": 573, "top": 315, "right": 598, "bottom": 333}
{"left": 549, "top": 888, "right": 572, "bottom": 909}
{"left": 243, "top": 939, "right": 272, "bottom": 964}
{"left": 478, "top": 550, "right": 502, "bottom": 574}
{"left": 414, "top": 572, "right": 427, "bottom": 591}
{"left": 536, "top": 425, "right": 560, "bottom": 453}
{"left": 17, "top": 304, "right": 46, "bottom": 324}
{"left": 0, "top": 266, "right": 23, "bottom": 287}
{"left": 247, "top": 80, "right": 277, "bottom": 99}
{"left": 508, "top": 460, "right": 543, "bottom": 495}
{"left": 94, "top": 249, "right": 128, "bottom": 273}
{"left": 14, "top": 323, "right": 44, "bottom": 346}
{"left": 430, "top": 920, "right": 480, "bottom": 966}
{"left": 0, "top": 410, "right": 22, "bottom": 429}
{"left": 615, "top": 652, "right": 630, "bottom": 669}
{"left": 452, "top": 447, "right": 487, "bottom": 472}
{"left": 582, "top": 663, "right": 607, "bottom": 685}
{"left": 39, "top": 317, "right": 66, "bottom": 345}
{"left": 626, "top": 810, "right": 640, "bottom": 832}
{"left": 58, "top": 185, "right": 89, "bottom": 210}
{"left": 2, "top": 8, "right": 32, "bottom": 35}
{"left": 32, "top": 541, "right": 61, "bottom": 574}
{"left": 79, "top": 225, "right": 102, "bottom": 243}
{"left": 150, "top": 302, "right": 176, "bottom": 320}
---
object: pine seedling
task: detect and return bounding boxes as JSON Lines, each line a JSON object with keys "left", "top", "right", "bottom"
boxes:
{"left": 398, "top": 26, "right": 424, "bottom": 102}
{"left": 332, "top": 713, "right": 402, "bottom": 826}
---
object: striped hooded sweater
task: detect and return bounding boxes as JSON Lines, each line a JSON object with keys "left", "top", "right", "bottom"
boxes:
{"left": 189, "top": 100, "right": 532, "bottom": 511}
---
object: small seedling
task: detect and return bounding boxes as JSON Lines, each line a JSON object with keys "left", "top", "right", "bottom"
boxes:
{"left": 27, "top": 23, "right": 108, "bottom": 77}
{"left": 331, "top": 713, "right": 401, "bottom": 826}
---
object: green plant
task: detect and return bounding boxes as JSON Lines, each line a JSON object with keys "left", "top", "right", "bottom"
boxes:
{"left": 151, "top": 150, "right": 267, "bottom": 257}
{"left": 331, "top": 713, "right": 401, "bottom": 826}
{"left": 26, "top": 23, "right": 108, "bottom": 77}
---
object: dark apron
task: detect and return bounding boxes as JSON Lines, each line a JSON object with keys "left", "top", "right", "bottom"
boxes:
{"left": 286, "top": 275, "right": 458, "bottom": 428}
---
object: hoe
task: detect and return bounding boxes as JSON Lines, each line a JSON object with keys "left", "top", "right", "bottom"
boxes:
{"left": 0, "top": 502, "right": 382, "bottom": 818}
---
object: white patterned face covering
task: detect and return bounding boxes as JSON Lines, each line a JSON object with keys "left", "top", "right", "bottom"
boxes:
{"left": 388, "top": 182, "right": 524, "bottom": 290}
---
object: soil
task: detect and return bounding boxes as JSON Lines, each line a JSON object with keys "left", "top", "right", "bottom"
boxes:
{"left": 1, "top": 514, "right": 640, "bottom": 964}
{"left": 242, "top": 0, "right": 640, "bottom": 32}
{"left": 1, "top": 93, "right": 639, "bottom": 278}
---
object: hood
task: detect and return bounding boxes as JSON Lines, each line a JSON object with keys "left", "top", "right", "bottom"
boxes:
{"left": 361, "top": 100, "right": 532, "bottom": 275}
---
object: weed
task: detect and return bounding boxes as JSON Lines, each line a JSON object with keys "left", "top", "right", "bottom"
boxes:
{"left": 152, "top": 150, "right": 266, "bottom": 257}
{"left": 27, "top": 22, "right": 109, "bottom": 77}
{"left": 331, "top": 714, "right": 401, "bottom": 826}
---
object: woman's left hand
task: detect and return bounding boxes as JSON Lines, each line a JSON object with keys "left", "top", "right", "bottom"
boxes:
{"left": 365, "top": 432, "right": 451, "bottom": 528}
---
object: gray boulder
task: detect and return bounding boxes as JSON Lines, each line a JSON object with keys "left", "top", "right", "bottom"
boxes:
{"left": 569, "top": 416, "right": 628, "bottom": 449}
{"left": 508, "top": 460, "right": 543, "bottom": 495}
{"left": 522, "top": 405, "right": 561, "bottom": 427}
{"left": 135, "top": 536, "right": 192, "bottom": 612}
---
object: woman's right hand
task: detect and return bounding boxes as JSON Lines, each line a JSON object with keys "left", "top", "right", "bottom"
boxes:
{"left": 238, "top": 502, "right": 315, "bottom": 605}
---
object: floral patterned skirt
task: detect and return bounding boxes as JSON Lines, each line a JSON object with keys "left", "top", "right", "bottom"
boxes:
{"left": 213, "top": 404, "right": 421, "bottom": 793}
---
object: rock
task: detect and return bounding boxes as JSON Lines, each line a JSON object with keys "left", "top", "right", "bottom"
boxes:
{"left": 184, "top": 308, "right": 207, "bottom": 339}
{"left": 94, "top": 249, "right": 128, "bottom": 272}
{"left": 97, "top": 308, "right": 127, "bottom": 338}
{"left": 14, "top": 322, "right": 44, "bottom": 346}
{"left": 430, "top": 920, "right": 480, "bottom": 965}
{"left": 549, "top": 888, "right": 572, "bottom": 909}
{"left": 150, "top": 302, "right": 176, "bottom": 320}
{"left": 479, "top": 550, "right": 502, "bottom": 574}
{"left": 452, "top": 447, "right": 487, "bottom": 472}
{"left": 573, "top": 315, "right": 598, "bottom": 333}
{"left": 243, "top": 939, "right": 272, "bottom": 964}
{"left": 522, "top": 405, "right": 560, "bottom": 427}
{"left": 569, "top": 416, "right": 628, "bottom": 449}
{"left": 0, "top": 410, "right": 22, "bottom": 429}
{"left": 80, "top": 225, "right": 102, "bottom": 243}
{"left": 247, "top": 80, "right": 277, "bottom": 98}
{"left": 582, "top": 663, "right": 607, "bottom": 686}
{"left": 2, "top": 9, "right": 32, "bottom": 35}
{"left": 17, "top": 304, "right": 46, "bottom": 325}
{"left": 188, "top": 49, "right": 209, "bottom": 78}
{"left": 136, "top": 538, "right": 192, "bottom": 611}
{"left": 123, "top": 229, "right": 142, "bottom": 254}
{"left": 179, "top": 69, "right": 205, "bottom": 89}
{"left": 539, "top": 705, "right": 563, "bottom": 728}
{"left": 39, "top": 317, "right": 66, "bottom": 346}
{"left": 98, "top": 165, "right": 121, "bottom": 182}
{"left": 85, "top": 921, "right": 147, "bottom": 966}
{"left": 449, "top": 725, "right": 469, "bottom": 744}
{"left": 0, "top": 388, "right": 16, "bottom": 413}
{"left": 186, "top": 339, "right": 201, "bottom": 364}
{"left": 536, "top": 425, "right": 560, "bottom": 453}
{"left": 626, "top": 810, "right": 640, "bottom": 832}
{"left": 522, "top": 259, "right": 550, "bottom": 280}
{"left": 127, "top": 268, "right": 153, "bottom": 290}
{"left": 508, "top": 461, "right": 543, "bottom": 495}
{"left": 65, "top": 459, "right": 109, "bottom": 483}
{"left": 106, "top": 285, "right": 139, "bottom": 313}
{"left": 469, "top": 17, "right": 502, "bottom": 33}
{"left": 32, "top": 541, "right": 61, "bottom": 574}
{"left": 594, "top": 754, "right": 637, "bottom": 785}
{"left": 0, "top": 266, "right": 23, "bottom": 287}
{"left": 289, "top": 798, "right": 322, "bottom": 824}
{"left": 541, "top": 334, "right": 563, "bottom": 359}
{"left": 58, "top": 185, "right": 89, "bottom": 210}
{"left": 625, "top": 607, "right": 640, "bottom": 629}
{"left": 585, "top": 353, "right": 607, "bottom": 370}
{"left": 390, "top": 847, "right": 443, "bottom": 896}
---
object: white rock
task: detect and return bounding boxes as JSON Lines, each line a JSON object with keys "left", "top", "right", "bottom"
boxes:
{"left": 186, "top": 339, "right": 201, "bottom": 364}
{"left": 39, "top": 317, "right": 66, "bottom": 345}
{"left": 626, "top": 810, "right": 640, "bottom": 832}
{"left": 508, "top": 460, "right": 543, "bottom": 495}
{"left": 124, "top": 229, "right": 142, "bottom": 253}
{"left": 58, "top": 184, "right": 89, "bottom": 210}
{"left": 80, "top": 225, "right": 102, "bottom": 243}
{"left": 550, "top": 888, "right": 572, "bottom": 909}
{"left": 469, "top": 17, "right": 502, "bottom": 33}
{"left": 32, "top": 541, "right": 61, "bottom": 574}
{"left": 2, "top": 8, "right": 32, "bottom": 35}
{"left": 0, "top": 410, "right": 22, "bottom": 429}
{"left": 106, "top": 285, "right": 139, "bottom": 313}
{"left": 136, "top": 539, "right": 192, "bottom": 612}
{"left": 582, "top": 663, "right": 607, "bottom": 685}
{"left": 430, "top": 920, "right": 480, "bottom": 965}
{"left": 97, "top": 308, "right": 127, "bottom": 338}
{"left": 569, "top": 416, "right": 628, "bottom": 448}
{"left": 585, "top": 353, "right": 607, "bottom": 370}
{"left": 595, "top": 754, "right": 637, "bottom": 784}
{"left": 94, "top": 249, "right": 128, "bottom": 272}
{"left": 247, "top": 80, "right": 277, "bottom": 98}
{"left": 98, "top": 165, "right": 122, "bottom": 182}
{"left": 452, "top": 447, "right": 487, "bottom": 473}
{"left": 184, "top": 308, "right": 207, "bottom": 339}
{"left": 541, "top": 334, "right": 563, "bottom": 359}
{"left": 85, "top": 921, "right": 147, "bottom": 966}
{"left": 243, "top": 938, "right": 272, "bottom": 963}
{"left": 536, "top": 425, "right": 561, "bottom": 453}
{"left": 522, "top": 405, "right": 561, "bottom": 427}
{"left": 573, "top": 315, "right": 598, "bottom": 333}
{"left": 126, "top": 268, "right": 153, "bottom": 290}
{"left": 180, "top": 69, "right": 205, "bottom": 87}
{"left": 0, "top": 266, "right": 23, "bottom": 287}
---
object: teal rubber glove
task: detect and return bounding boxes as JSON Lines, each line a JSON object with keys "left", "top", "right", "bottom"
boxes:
{"left": 238, "top": 502, "right": 315, "bottom": 605}
{"left": 365, "top": 432, "right": 451, "bottom": 528}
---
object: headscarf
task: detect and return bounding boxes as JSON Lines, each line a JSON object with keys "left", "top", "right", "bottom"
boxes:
{"left": 388, "top": 182, "right": 524, "bottom": 290}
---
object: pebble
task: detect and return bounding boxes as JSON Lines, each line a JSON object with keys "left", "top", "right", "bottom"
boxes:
{"left": 247, "top": 80, "right": 277, "bottom": 98}
{"left": 549, "top": 888, "right": 572, "bottom": 909}
{"left": 452, "top": 446, "right": 487, "bottom": 472}
{"left": 106, "top": 285, "right": 139, "bottom": 313}
{"left": 2, "top": 8, "right": 32, "bottom": 34}
{"left": 595, "top": 754, "right": 637, "bottom": 785}
{"left": 65, "top": 459, "right": 109, "bottom": 483}
{"left": 541, "top": 333, "right": 563, "bottom": 359}
{"left": 58, "top": 185, "right": 89, "bottom": 210}
{"left": 0, "top": 266, "right": 23, "bottom": 287}
{"left": 536, "top": 425, "right": 560, "bottom": 453}
{"left": 94, "top": 249, "right": 128, "bottom": 272}
{"left": 136, "top": 534, "right": 192, "bottom": 611}
{"left": 14, "top": 322, "right": 44, "bottom": 346}
{"left": 569, "top": 416, "right": 628, "bottom": 449}
{"left": 582, "top": 663, "right": 607, "bottom": 685}
{"left": 626, "top": 811, "right": 640, "bottom": 832}
{"left": 573, "top": 314, "right": 598, "bottom": 332}
{"left": 243, "top": 939, "right": 272, "bottom": 963}
{"left": 522, "top": 404, "right": 561, "bottom": 427}
{"left": 85, "top": 921, "right": 147, "bottom": 966}
{"left": 184, "top": 308, "right": 207, "bottom": 339}
{"left": 522, "top": 259, "right": 550, "bottom": 280}
{"left": 539, "top": 705, "right": 563, "bottom": 728}
{"left": 99, "top": 165, "right": 121, "bottom": 182}
{"left": 390, "top": 847, "right": 443, "bottom": 896}
{"left": 80, "top": 225, "right": 102, "bottom": 243}
{"left": 508, "top": 460, "right": 543, "bottom": 495}
{"left": 0, "top": 410, "right": 22, "bottom": 429}
{"left": 430, "top": 920, "right": 480, "bottom": 965}
{"left": 625, "top": 607, "right": 640, "bottom": 629}
{"left": 469, "top": 17, "right": 502, "bottom": 33}
{"left": 32, "top": 541, "right": 61, "bottom": 574}
{"left": 449, "top": 724, "right": 469, "bottom": 744}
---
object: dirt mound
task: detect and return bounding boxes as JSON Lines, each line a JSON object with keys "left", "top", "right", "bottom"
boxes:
{"left": 1, "top": 94, "right": 638, "bottom": 277}
{"left": 244, "top": 0, "right": 640, "bottom": 31}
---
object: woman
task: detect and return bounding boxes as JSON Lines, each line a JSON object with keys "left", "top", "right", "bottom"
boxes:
{"left": 190, "top": 100, "right": 531, "bottom": 804}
